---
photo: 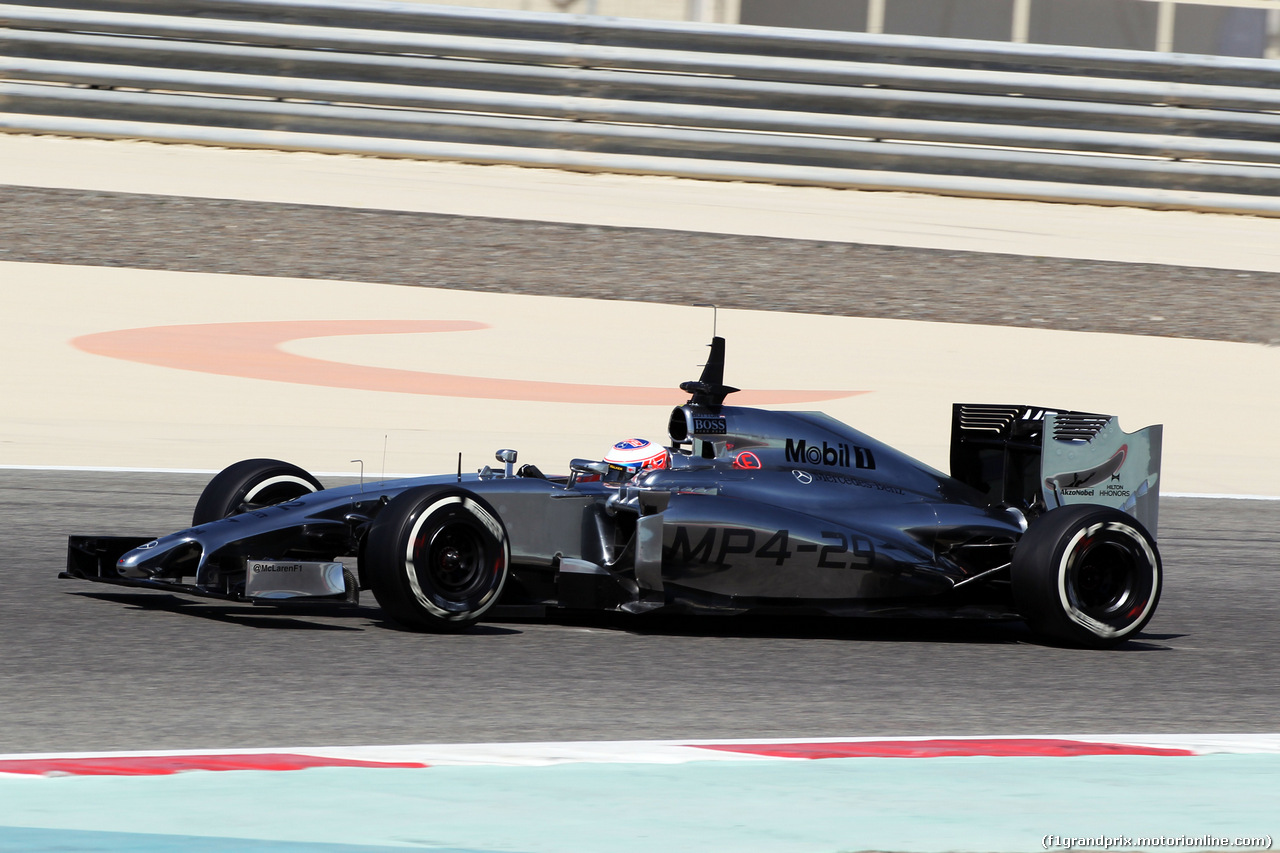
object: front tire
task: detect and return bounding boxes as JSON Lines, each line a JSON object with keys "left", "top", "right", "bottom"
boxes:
{"left": 192, "top": 458, "right": 324, "bottom": 525}
{"left": 364, "top": 486, "right": 510, "bottom": 632}
{"left": 1012, "top": 505, "right": 1162, "bottom": 648}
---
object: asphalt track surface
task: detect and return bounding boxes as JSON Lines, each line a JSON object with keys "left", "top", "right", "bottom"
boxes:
{"left": 1, "top": 468, "right": 1276, "bottom": 754}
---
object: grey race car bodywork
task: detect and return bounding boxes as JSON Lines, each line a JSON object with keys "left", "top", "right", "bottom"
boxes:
{"left": 65, "top": 337, "right": 1164, "bottom": 646}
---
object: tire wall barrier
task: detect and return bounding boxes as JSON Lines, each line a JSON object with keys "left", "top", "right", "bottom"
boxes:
{"left": 4, "top": 0, "right": 1280, "bottom": 214}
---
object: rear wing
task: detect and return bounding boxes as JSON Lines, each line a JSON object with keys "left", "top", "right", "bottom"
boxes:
{"left": 950, "top": 404, "right": 1162, "bottom": 535}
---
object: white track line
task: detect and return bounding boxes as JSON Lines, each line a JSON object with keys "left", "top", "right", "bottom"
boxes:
{"left": 5, "top": 465, "right": 1277, "bottom": 501}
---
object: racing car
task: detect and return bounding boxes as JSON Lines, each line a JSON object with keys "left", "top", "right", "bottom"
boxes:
{"left": 65, "top": 337, "right": 1163, "bottom": 647}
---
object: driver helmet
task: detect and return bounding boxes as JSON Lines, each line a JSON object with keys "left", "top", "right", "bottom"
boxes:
{"left": 603, "top": 438, "right": 669, "bottom": 485}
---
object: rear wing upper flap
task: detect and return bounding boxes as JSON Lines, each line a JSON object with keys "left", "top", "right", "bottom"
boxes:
{"left": 950, "top": 404, "right": 1163, "bottom": 535}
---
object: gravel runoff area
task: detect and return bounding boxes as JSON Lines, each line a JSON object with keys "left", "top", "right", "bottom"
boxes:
{"left": 2, "top": 185, "right": 1276, "bottom": 346}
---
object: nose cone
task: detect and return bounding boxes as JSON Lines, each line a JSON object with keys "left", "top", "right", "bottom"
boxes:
{"left": 117, "top": 534, "right": 200, "bottom": 578}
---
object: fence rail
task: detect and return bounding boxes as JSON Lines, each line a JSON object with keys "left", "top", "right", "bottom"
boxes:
{"left": 4, "top": 0, "right": 1280, "bottom": 215}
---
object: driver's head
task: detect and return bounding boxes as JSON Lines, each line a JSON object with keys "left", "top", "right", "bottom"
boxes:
{"left": 603, "top": 438, "right": 669, "bottom": 485}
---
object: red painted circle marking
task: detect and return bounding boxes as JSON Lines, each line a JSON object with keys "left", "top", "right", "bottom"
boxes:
{"left": 72, "top": 320, "right": 864, "bottom": 405}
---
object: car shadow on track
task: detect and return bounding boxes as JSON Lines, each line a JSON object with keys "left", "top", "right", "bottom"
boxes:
{"left": 67, "top": 591, "right": 1176, "bottom": 647}
{"left": 535, "top": 610, "right": 1179, "bottom": 650}
{"left": 70, "top": 590, "right": 525, "bottom": 635}
{"left": 71, "top": 590, "right": 372, "bottom": 631}
{"left": 368, "top": 617, "right": 522, "bottom": 636}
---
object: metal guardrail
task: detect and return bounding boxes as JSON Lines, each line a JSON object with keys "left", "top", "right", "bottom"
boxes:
{"left": 4, "top": 0, "right": 1280, "bottom": 215}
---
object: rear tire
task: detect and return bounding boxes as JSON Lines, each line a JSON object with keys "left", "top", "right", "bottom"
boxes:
{"left": 364, "top": 486, "right": 510, "bottom": 632}
{"left": 1013, "top": 505, "right": 1161, "bottom": 648}
{"left": 192, "top": 458, "right": 324, "bottom": 526}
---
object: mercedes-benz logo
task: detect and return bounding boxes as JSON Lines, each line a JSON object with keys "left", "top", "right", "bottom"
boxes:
{"left": 792, "top": 470, "right": 813, "bottom": 485}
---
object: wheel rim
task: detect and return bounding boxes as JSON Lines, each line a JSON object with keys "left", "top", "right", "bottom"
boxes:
{"left": 417, "top": 521, "right": 488, "bottom": 598}
{"left": 1060, "top": 521, "right": 1158, "bottom": 637}
{"left": 403, "top": 496, "right": 507, "bottom": 619}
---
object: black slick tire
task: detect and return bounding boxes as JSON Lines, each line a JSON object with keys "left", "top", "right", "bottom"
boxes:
{"left": 1012, "top": 505, "right": 1161, "bottom": 648}
{"left": 364, "top": 486, "right": 510, "bottom": 632}
{"left": 192, "top": 458, "right": 324, "bottom": 526}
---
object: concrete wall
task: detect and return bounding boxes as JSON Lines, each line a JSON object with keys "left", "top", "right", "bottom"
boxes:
{"left": 390, "top": 0, "right": 741, "bottom": 23}
{"left": 373, "top": 0, "right": 1274, "bottom": 57}
{"left": 740, "top": 0, "right": 1274, "bottom": 57}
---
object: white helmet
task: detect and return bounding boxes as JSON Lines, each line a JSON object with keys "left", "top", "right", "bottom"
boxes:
{"left": 603, "top": 438, "right": 669, "bottom": 484}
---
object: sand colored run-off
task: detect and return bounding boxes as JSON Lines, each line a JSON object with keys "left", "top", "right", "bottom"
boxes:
{"left": 7, "top": 134, "right": 1280, "bottom": 273}
{"left": 2, "top": 261, "right": 1277, "bottom": 496}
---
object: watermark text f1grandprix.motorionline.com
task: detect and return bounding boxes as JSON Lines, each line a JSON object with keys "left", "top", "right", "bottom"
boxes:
{"left": 1043, "top": 836, "right": 1274, "bottom": 850}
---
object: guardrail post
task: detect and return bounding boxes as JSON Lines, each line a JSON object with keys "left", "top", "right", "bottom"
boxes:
{"left": 1268, "top": 8, "right": 1280, "bottom": 59}
{"left": 867, "top": 0, "right": 886, "bottom": 34}
{"left": 1155, "top": 1, "right": 1175, "bottom": 51}
{"left": 1011, "top": 0, "right": 1031, "bottom": 43}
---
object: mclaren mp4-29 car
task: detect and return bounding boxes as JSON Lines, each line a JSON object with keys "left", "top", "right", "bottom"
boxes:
{"left": 65, "top": 338, "right": 1164, "bottom": 647}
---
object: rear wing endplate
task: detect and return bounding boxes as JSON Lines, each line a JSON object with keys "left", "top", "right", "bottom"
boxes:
{"left": 951, "top": 404, "right": 1162, "bottom": 535}
{"left": 1042, "top": 412, "right": 1162, "bottom": 535}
